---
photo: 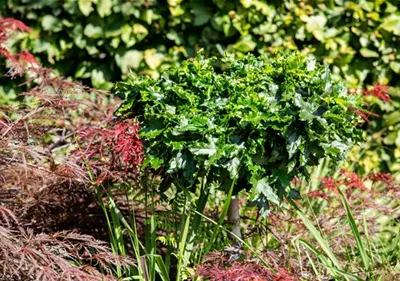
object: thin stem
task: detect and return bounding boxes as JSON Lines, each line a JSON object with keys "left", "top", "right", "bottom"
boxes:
{"left": 228, "top": 196, "right": 241, "bottom": 240}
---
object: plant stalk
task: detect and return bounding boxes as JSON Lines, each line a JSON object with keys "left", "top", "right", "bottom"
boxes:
{"left": 227, "top": 196, "right": 241, "bottom": 240}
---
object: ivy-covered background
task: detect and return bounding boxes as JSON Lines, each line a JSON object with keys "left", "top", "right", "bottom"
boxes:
{"left": 1, "top": 0, "right": 400, "bottom": 177}
{"left": 1, "top": 0, "right": 399, "bottom": 91}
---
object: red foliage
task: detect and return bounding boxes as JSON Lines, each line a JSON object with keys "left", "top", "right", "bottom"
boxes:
{"left": 0, "top": 18, "right": 142, "bottom": 280}
{"left": 274, "top": 268, "right": 297, "bottom": 281}
{"left": 197, "top": 251, "right": 297, "bottom": 281}
{"left": 350, "top": 84, "right": 391, "bottom": 103}
{"left": 348, "top": 106, "right": 379, "bottom": 123}
{"left": 339, "top": 169, "right": 367, "bottom": 193}
{"left": 348, "top": 84, "right": 392, "bottom": 123}
{"left": 197, "top": 262, "right": 296, "bottom": 281}
{"left": 367, "top": 172, "right": 397, "bottom": 190}
{"left": 197, "top": 262, "right": 274, "bottom": 281}
{"left": 306, "top": 169, "right": 398, "bottom": 200}
{"left": 306, "top": 190, "right": 330, "bottom": 199}
{"left": 290, "top": 177, "right": 301, "bottom": 188}
{"left": 0, "top": 17, "right": 38, "bottom": 76}
{"left": 307, "top": 176, "right": 339, "bottom": 198}
{"left": 320, "top": 176, "right": 337, "bottom": 192}
{"left": 76, "top": 119, "right": 144, "bottom": 184}
{"left": 17, "top": 50, "right": 39, "bottom": 65}
{"left": 0, "top": 16, "right": 141, "bottom": 188}
{"left": 0, "top": 18, "right": 31, "bottom": 33}
{"left": 112, "top": 120, "right": 144, "bottom": 168}
{"left": 363, "top": 85, "right": 391, "bottom": 102}
{"left": 0, "top": 208, "right": 136, "bottom": 281}
{"left": 0, "top": 46, "right": 17, "bottom": 63}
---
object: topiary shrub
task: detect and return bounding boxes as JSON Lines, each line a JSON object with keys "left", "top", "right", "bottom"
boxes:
{"left": 114, "top": 52, "right": 363, "bottom": 220}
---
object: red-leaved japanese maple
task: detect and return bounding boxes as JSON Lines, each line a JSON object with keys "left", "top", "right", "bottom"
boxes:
{"left": 0, "top": 17, "right": 142, "bottom": 280}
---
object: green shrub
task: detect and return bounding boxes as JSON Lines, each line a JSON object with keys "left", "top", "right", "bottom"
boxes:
{"left": 115, "top": 52, "right": 362, "bottom": 215}
{"left": 1, "top": 0, "right": 399, "bottom": 93}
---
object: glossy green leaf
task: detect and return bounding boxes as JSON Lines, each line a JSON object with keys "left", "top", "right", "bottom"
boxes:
{"left": 97, "top": 0, "right": 113, "bottom": 17}
{"left": 41, "top": 15, "right": 59, "bottom": 31}
{"left": 78, "top": 0, "right": 94, "bottom": 16}
{"left": 117, "top": 50, "right": 143, "bottom": 73}
{"left": 380, "top": 13, "right": 400, "bottom": 36}
{"left": 84, "top": 24, "right": 103, "bottom": 38}
{"left": 360, "top": 48, "right": 379, "bottom": 58}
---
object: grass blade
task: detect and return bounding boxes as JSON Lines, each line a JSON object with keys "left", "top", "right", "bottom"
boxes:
{"left": 176, "top": 212, "right": 191, "bottom": 281}
{"left": 288, "top": 199, "right": 343, "bottom": 272}
{"left": 194, "top": 210, "right": 269, "bottom": 268}
{"left": 204, "top": 178, "right": 236, "bottom": 255}
{"left": 298, "top": 239, "right": 363, "bottom": 281}
{"left": 154, "top": 255, "right": 170, "bottom": 281}
{"left": 338, "top": 188, "right": 372, "bottom": 274}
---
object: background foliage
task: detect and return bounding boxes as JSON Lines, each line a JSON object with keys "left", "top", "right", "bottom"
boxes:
{"left": 1, "top": 0, "right": 400, "bottom": 93}
{"left": 348, "top": 87, "right": 400, "bottom": 176}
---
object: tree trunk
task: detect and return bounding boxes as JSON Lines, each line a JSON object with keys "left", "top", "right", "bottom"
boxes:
{"left": 227, "top": 196, "right": 241, "bottom": 240}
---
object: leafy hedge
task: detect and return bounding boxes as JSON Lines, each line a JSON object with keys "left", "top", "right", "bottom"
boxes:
{"left": 1, "top": 0, "right": 399, "bottom": 93}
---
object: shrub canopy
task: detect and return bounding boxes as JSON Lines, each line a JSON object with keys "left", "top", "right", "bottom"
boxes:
{"left": 115, "top": 52, "right": 362, "bottom": 215}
